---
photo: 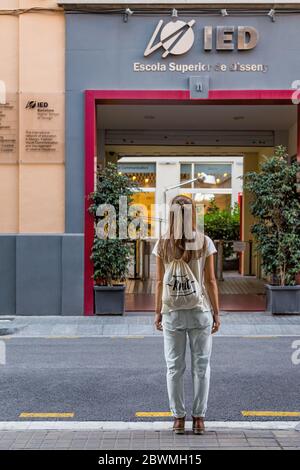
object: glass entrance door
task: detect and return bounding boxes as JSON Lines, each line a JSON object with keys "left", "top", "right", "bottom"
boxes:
{"left": 180, "top": 162, "right": 233, "bottom": 213}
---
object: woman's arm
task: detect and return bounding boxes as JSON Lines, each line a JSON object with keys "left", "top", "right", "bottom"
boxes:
{"left": 204, "top": 254, "right": 220, "bottom": 334}
{"left": 154, "top": 256, "right": 164, "bottom": 331}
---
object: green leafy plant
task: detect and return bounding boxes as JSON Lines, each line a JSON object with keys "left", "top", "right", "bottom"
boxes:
{"left": 243, "top": 145, "right": 300, "bottom": 286}
{"left": 88, "top": 162, "right": 137, "bottom": 286}
{"left": 204, "top": 200, "right": 240, "bottom": 258}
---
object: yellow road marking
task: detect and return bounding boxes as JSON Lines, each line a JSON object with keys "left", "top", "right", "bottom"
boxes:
{"left": 19, "top": 412, "right": 75, "bottom": 419}
{"left": 242, "top": 336, "right": 277, "bottom": 339}
{"left": 242, "top": 411, "right": 300, "bottom": 417}
{"left": 110, "top": 336, "right": 145, "bottom": 339}
{"left": 46, "top": 336, "right": 80, "bottom": 339}
{"left": 126, "top": 336, "right": 144, "bottom": 339}
{"left": 136, "top": 412, "right": 172, "bottom": 417}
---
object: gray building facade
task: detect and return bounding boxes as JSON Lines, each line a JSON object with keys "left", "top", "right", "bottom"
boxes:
{"left": 1, "top": 3, "right": 299, "bottom": 315}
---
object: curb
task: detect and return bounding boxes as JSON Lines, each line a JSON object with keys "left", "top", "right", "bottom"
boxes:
{"left": 0, "top": 328, "right": 19, "bottom": 336}
{"left": 0, "top": 421, "right": 299, "bottom": 431}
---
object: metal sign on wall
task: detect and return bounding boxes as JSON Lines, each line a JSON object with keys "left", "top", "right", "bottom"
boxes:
{"left": 135, "top": 18, "right": 266, "bottom": 74}
{"left": 19, "top": 93, "right": 64, "bottom": 163}
{"left": 66, "top": 13, "right": 300, "bottom": 90}
{"left": 144, "top": 20, "right": 259, "bottom": 57}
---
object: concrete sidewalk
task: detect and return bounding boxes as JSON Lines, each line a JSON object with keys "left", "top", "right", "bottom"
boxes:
{"left": 0, "top": 426, "right": 299, "bottom": 450}
{"left": 1, "top": 311, "right": 300, "bottom": 338}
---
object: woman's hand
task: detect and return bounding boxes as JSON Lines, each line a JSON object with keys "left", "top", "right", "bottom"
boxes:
{"left": 211, "top": 312, "right": 221, "bottom": 334}
{"left": 154, "top": 313, "right": 163, "bottom": 331}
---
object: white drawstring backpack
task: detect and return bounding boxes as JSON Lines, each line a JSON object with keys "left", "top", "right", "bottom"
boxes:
{"left": 162, "top": 258, "right": 205, "bottom": 311}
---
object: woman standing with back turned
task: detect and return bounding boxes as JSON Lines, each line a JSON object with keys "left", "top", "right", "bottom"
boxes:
{"left": 152, "top": 195, "right": 220, "bottom": 435}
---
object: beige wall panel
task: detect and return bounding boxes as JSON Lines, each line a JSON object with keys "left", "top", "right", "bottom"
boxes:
{"left": 0, "top": 16, "right": 18, "bottom": 92}
{"left": 19, "top": 1, "right": 60, "bottom": 7}
{"left": 19, "top": 11, "right": 65, "bottom": 93}
{"left": 0, "top": 3, "right": 65, "bottom": 234}
{"left": 0, "top": 164, "right": 18, "bottom": 233}
{"left": 19, "top": 164, "right": 65, "bottom": 232}
{"left": 0, "top": 1, "right": 19, "bottom": 8}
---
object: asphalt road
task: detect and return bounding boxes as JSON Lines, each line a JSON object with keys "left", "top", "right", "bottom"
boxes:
{"left": 0, "top": 336, "right": 299, "bottom": 422}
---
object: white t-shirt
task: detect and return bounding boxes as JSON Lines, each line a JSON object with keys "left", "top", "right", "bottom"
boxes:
{"left": 152, "top": 235, "right": 217, "bottom": 314}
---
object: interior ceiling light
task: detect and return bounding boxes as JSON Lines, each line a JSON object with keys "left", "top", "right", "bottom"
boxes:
{"left": 267, "top": 9, "right": 276, "bottom": 22}
{"left": 172, "top": 8, "right": 178, "bottom": 18}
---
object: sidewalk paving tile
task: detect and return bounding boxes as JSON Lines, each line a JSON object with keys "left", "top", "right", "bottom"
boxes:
{"left": 8, "top": 311, "right": 300, "bottom": 338}
{"left": 0, "top": 428, "right": 299, "bottom": 450}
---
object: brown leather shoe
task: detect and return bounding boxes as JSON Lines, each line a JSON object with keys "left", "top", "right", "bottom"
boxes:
{"left": 192, "top": 416, "right": 205, "bottom": 435}
{"left": 173, "top": 417, "right": 185, "bottom": 434}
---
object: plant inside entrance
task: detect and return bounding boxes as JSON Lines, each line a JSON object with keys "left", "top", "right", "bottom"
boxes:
{"left": 204, "top": 200, "right": 240, "bottom": 270}
{"left": 89, "top": 163, "right": 137, "bottom": 315}
{"left": 243, "top": 146, "right": 300, "bottom": 314}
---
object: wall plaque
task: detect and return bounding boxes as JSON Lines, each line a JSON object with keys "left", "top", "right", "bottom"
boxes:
{"left": 0, "top": 93, "right": 18, "bottom": 164}
{"left": 20, "top": 93, "right": 64, "bottom": 163}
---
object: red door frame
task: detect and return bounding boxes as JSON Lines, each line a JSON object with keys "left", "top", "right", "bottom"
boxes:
{"left": 84, "top": 89, "right": 299, "bottom": 315}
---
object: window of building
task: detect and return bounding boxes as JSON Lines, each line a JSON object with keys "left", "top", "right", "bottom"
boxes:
{"left": 180, "top": 163, "right": 232, "bottom": 188}
{"left": 194, "top": 163, "right": 232, "bottom": 188}
{"left": 180, "top": 164, "right": 192, "bottom": 188}
{"left": 180, "top": 162, "right": 233, "bottom": 214}
{"left": 117, "top": 162, "right": 157, "bottom": 237}
{"left": 117, "top": 162, "right": 156, "bottom": 188}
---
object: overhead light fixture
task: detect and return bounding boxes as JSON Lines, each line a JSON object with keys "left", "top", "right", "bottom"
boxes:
{"left": 221, "top": 9, "right": 229, "bottom": 17}
{"left": 123, "top": 8, "right": 133, "bottom": 23}
{"left": 267, "top": 9, "right": 276, "bottom": 22}
{"left": 172, "top": 8, "right": 178, "bottom": 18}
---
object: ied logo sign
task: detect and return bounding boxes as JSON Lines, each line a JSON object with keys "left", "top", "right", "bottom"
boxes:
{"left": 144, "top": 20, "right": 195, "bottom": 58}
{"left": 144, "top": 19, "right": 259, "bottom": 59}
{"left": 25, "top": 101, "right": 49, "bottom": 109}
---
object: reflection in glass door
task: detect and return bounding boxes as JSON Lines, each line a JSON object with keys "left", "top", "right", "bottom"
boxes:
{"left": 180, "top": 162, "right": 233, "bottom": 213}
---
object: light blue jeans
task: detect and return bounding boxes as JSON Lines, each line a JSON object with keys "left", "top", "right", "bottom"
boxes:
{"left": 162, "top": 308, "right": 213, "bottom": 419}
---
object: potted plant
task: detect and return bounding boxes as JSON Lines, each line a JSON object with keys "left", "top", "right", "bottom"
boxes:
{"left": 89, "top": 163, "right": 137, "bottom": 315}
{"left": 243, "top": 145, "right": 300, "bottom": 314}
{"left": 204, "top": 200, "right": 240, "bottom": 270}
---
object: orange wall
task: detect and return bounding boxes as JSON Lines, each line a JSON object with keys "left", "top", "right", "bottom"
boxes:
{"left": 0, "top": 1, "right": 65, "bottom": 233}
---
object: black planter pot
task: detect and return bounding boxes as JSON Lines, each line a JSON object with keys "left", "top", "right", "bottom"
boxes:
{"left": 266, "top": 284, "right": 300, "bottom": 315}
{"left": 94, "top": 285, "right": 125, "bottom": 315}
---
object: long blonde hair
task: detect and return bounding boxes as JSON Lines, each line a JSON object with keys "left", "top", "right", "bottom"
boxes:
{"left": 159, "top": 195, "right": 206, "bottom": 263}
